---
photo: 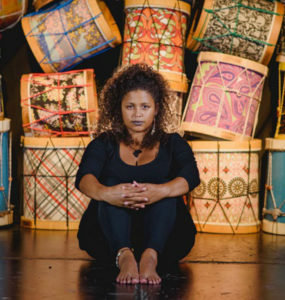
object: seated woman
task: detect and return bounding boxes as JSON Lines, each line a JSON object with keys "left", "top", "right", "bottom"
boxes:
{"left": 75, "top": 63, "right": 200, "bottom": 285}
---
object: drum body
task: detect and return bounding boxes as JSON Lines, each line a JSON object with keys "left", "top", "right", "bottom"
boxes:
{"left": 0, "top": 75, "right": 4, "bottom": 120}
{"left": 122, "top": 0, "right": 190, "bottom": 92}
{"left": 0, "top": 0, "right": 27, "bottom": 31}
{"left": 21, "top": 0, "right": 122, "bottom": 72}
{"left": 187, "top": 0, "right": 284, "bottom": 65}
{"left": 21, "top": 69, "right": 98, "bottom": 136}
{"left": 0, "top": 119, "right": 13, "bottom": 226}
{"left": 189, "top": 140, "right": 261, "bottom": 234}
{"left": 275, "top": 63, "right": 285, "bottom": 139}
{"left": 33, "top": 0, "right": 56, "bottom": 11}
{"left": 263, "top": 139, "right": 285, "bottom": 235}
{"left": 182, "top": 52, "right": 268, "bottom": 140}
{"left": 21, "top": 137, "right": 90, "bottom": 230}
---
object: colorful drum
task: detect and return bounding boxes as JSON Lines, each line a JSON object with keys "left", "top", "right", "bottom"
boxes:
{"left": 0, "top": 118, "right": 13, "bottom": 226}
{"left": 21, "top": 136, "right": 91, "bottom": 230}
{"left": 182, "top": 52, "right": 268, "bottom": 141}
{"left": 0, "top": 0, "right": 27, "bottom": 32}
{"left": 187, "top": 0, "right": 284, "bottom": 65}
{"left": 275, "top": 62, "right": 285, "bottom": 139}
{"left": 21, "top": 0, "right": 122, "bottom": 73}
{"left": 33, "top": 0, "right": 56, "bottom": 11}
{"left": 21, "top": 69, "right": 98, "bottom": 137}
{"left": 276, "top": 16, "right": 285, "bottom": 63}
{"left": 263, "top": 139, "right": 285, "bottom": 235}
{"left": 189, "top": 139, "right": 261, "bottom": 234}
{"left": 122, "top": 0, "right": 190, "bottom": 93}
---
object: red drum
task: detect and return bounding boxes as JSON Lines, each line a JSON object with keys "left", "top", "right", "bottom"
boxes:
{"left": 21, "top": 69, "right": 98, "bottom": 137}
{"left": 189, "top": 139, "right": 261, "bottom": 234}
{"left": 0, "top": 0, "right": 28, "bottom": 32}
{"left": 182, "top": 52, "right": 268, "bottom": 141}
{"left": 21, "top": 136, "right": 90, "bottom": 230}
{"left": 187, "top": 0, "right": 284, "bottom": 65}
{"left": 21, "top": 0, "right": 121, "bottom": 72}
{"left": 122, "top": 0, "right": 190, "bottom": 93}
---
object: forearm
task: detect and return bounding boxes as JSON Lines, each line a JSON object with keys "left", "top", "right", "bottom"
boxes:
{"left": 78, "top": 174, "right": 108, "bottom": 201}
{"left": 159, "top": 177, "right": 189, "bottom": 199}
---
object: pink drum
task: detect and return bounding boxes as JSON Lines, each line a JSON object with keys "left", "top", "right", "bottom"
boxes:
{"left": 182, "top": 52, "right": 268, "bottom": 140}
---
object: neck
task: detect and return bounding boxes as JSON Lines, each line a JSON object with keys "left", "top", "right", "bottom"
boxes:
{"left": 129, "top": 132, "right": 145, "bottom": 146}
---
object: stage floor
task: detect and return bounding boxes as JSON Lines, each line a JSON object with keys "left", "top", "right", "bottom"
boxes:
{"left": 0, "top": 226, "right": 285, "bottom": 299}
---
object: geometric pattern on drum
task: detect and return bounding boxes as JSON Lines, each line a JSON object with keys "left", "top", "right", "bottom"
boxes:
{"left": 23, "top": 139, "right": 89, "bottom": 223}
{"left": 188, "top": 0, "right": 282, "bottom": 64}
{"left": 184, "top": 57, "right": 266, "bottom": 139}
{"left": 275, "top": 63, "right": 285, "bottom": 138}
{"left": 21, "top": 70, "right": 97, "bottom": 137}
{"left": 122, "top": 0, "right": 189, "bottom": 74}
{"left": 190, "top": 148, "right": 259, "bottom": 233}
{"left": 22, "top": 0, "right": 121, "bottom": 72}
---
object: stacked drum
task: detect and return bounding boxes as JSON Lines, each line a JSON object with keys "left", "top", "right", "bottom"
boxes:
{"left": 263, "top": 15, "right": 285, "bottom": 235}
{"left": 182, "top": 0, "right": 284, "bottom": 234}
{"left": 19, "top": 0, "right": 122, "bottom": 230}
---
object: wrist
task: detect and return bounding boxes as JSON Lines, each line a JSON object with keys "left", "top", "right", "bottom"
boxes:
{"left": 160, "top": 183, "right": 171, "bottom": 198}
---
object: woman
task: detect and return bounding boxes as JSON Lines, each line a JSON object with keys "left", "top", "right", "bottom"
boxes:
{"left": 75, "top": 63, "right": 200, "bottom": 285}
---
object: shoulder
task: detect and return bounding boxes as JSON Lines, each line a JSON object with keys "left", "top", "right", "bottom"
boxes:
{"left": 167, "top": 133, "right": 189, "bottom": 146}
{"left": 86, "top": 132, "right": 117, "bottom": 152}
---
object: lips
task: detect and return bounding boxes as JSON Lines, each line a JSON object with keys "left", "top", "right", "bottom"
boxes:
{"left": 132, "top": 121, "right": 144, "bottom": 126}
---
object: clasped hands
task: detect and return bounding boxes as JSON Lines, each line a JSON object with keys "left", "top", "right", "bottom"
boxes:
{"left": 108, "top": 181, "right": 165, "bottom": 210}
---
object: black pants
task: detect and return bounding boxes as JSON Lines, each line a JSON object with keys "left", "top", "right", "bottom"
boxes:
{"left": 97, "top": 197, "right": 177, "bottom": 255}
{"left": 77, "top": 198, "right": 197, "bottom": 265}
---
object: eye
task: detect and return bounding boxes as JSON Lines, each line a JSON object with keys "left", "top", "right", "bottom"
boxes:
{"left": 126, "top": 104, "right": 134, "bottom": 109}
{"left": 142, "top": 105, "right": 150, "bottom": 109}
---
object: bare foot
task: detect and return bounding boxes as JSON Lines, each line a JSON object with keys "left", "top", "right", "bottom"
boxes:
{"left": 139, "top": 248, "right": 161, "bottom": 284}
{"left": 116, "top": 248, "right": 139, "bottom": 284}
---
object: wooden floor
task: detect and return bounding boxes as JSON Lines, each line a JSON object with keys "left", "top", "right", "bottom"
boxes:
{"left": 0, "top": 226, "right": 285, "bottom": 299}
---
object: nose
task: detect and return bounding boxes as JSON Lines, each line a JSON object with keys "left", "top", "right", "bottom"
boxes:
{"left": 133, "top": 107, "right": 142, "bottom": 117}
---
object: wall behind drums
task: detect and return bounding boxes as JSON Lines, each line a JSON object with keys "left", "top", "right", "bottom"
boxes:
{"left": 0, "top": 0, "right": 283, "bottom": 226}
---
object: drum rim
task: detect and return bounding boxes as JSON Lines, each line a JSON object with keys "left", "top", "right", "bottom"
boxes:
{"left": 124, "top": 0, "right": 191, "bottom": 15}
{"left": 198, "top": 52, "right": 268, "bottom": 76}
{"left": 22, "top": 136, "right": 91, "bottom": 148}
{"left": 265, "top": 138, "right": 285, "bottom": 151}
{"left": 0, "top": 118, "right": 11, "bottom": 132}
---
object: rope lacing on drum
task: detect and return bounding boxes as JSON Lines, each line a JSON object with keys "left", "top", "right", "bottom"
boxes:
{"left": 123, "top": 0, "right": 188, "bottom": 76}
{"left": 192, "top": 0, "right": 282, "bottom": 54}
{"left": 275, "top": 63, "right": 285, "bottom": 137}
{"left": 23, "top": 137, "right": 88, "bottom": 227}
{"left": 24, "top": 0, "right": 116, "bottom": 71}
{"left": 263, "top": 150, "right": 285, "bottom": 221}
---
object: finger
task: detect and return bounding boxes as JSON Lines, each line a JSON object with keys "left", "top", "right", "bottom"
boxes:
{"left": 123, "top": 195, "right": 149, "bottom": 202}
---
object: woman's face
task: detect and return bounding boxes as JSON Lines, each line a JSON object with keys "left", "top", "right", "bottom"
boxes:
{"left": 121, "top": 89, "right": 157, "bottom": 136}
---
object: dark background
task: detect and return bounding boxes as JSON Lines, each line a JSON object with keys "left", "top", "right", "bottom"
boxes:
{"left": 0, "top": 0, "right": 280, "bottom": 222}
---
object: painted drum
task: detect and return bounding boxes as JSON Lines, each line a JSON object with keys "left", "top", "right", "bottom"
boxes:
{"left": 122, "top": 0, "right": 190, "bottom": 93}
{"left": 263, "top": 138, "right": 285, "bottom": 235}
{"left": 21, "top": 69, "right": 98, "bottom": 137}
{"left": 21, "top": 136, "right": 91, "bottom": 230}
{"left": 188, "top": 139, "right": 261, "bottom": 234}
{"left": 275, "top": 62, "right": 285, "bottom": 139}
{"left": 0, "top": 119, "right": 13, "bottom": 226}
{"left": 21, "top": 0, "right": 122, "bottom": 73}
{"left": 182, "top": 52, "right": 268, "bottom": 141}
{"left": 276, "top": 16, "right": 285, "bottom": 63}
{"left": 187, "top": 0, "right": 284, "bottom": 65}
{"left": 0, "top": 0, "right": 28, "bottom": 32}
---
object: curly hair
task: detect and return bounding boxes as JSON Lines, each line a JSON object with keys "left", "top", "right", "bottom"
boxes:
{"left": 96, "top": 63, "right": 172, "bottom": 148}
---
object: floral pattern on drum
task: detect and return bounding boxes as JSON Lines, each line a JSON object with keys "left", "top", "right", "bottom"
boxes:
{"left": 21, "top": 70, "right": 97, "bottom": 136}
{"left": 183, "top": 55, "right": 266, "bottom": 139}
{"left": 190, "top": 144, "right": 260, "bottom": 233}
{"left": 122, "top": 4, "right": 188, "bottom": 73}
{"left": 189, "top": 0, "right": 282, "bottom": 64}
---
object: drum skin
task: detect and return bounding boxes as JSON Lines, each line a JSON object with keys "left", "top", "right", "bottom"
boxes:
{"left": 21, "top": 69, "right": 98, "bottom": 137}
{"left": 188, "top": 139, "right": 261, "bottom": 234}
{"left": 182, "top": 52, "right": 268, "bottom": 141}
{"left": 21, "top": 136, "right": 90, "bottom": 230}
{"left": 21, "top": 0, "right": 122, "bottom": 72}
{"left": 263, "top": 139, "right": 285, "bottom": 235}
{"left": 187, "top": 0, "right": 284, "bottom": 65}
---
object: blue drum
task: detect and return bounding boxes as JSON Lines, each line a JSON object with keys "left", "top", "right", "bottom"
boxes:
{"left": 0, "top": 119, "right": 13, "bottom": 226}
{"left": 263, "top": 138, "right": 285, "bottom": 235}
